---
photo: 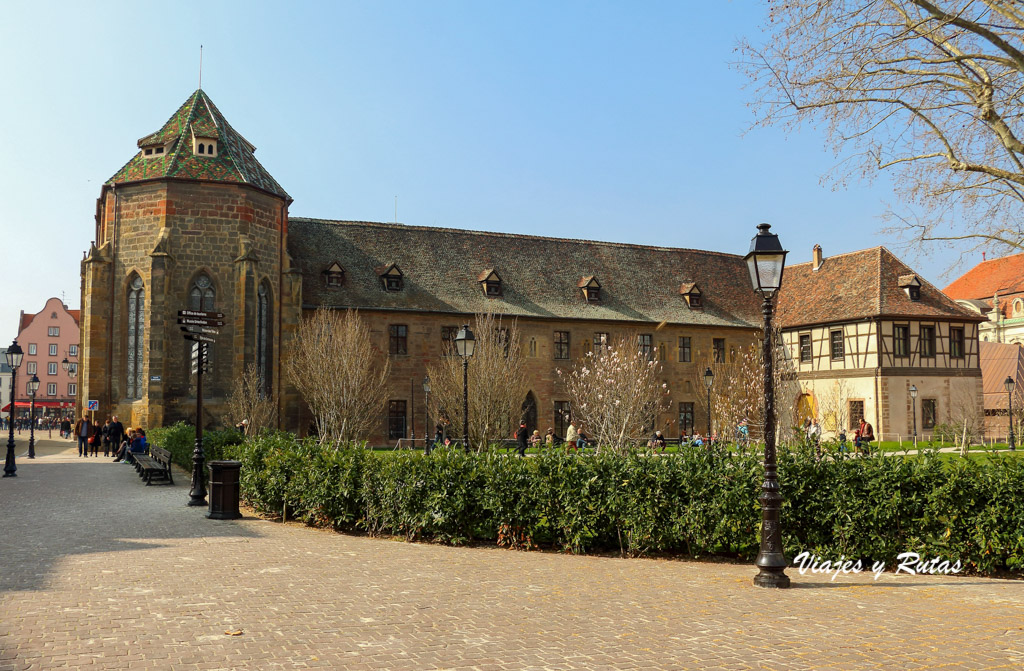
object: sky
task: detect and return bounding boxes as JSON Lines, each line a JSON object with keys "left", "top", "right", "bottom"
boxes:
{"left": 0, "top": 0, "right": 978, "bottom": 343}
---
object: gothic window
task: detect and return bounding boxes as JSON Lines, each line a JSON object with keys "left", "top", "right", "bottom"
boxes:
{"left": 256, "top": 282, "right": 271, "bottom": 394}
{"left": 198, "top": 143, "right": 206, "bottom": 154}
{"left": 190, "top": 274, "right": 215, "bottom": 311}
{"left": 126, "top": 274, "right": 145, "bottom": 400}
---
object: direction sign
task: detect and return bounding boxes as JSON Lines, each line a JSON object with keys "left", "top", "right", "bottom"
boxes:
{"left": 184, "top": 333, "right": 216, "bottom": 344}
{"left": 180, "top": 325, "right": 220, "bottom": 336}
{"left": 178, "top": 309, "right": 225, "bottom": 320}
{"left": 177, "top": 317, "right": 225, "bottom": 328}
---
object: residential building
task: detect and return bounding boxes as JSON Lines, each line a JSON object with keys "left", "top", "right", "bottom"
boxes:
{"left": 0, "top": 348, "right": 10, "bottom": 420}
{"left": 13, "top": 298, "right": 80, "bottom": 420}
{"left": 943, "top": 252, "right": 1024, "bottom": 345}
{"left": 777, "top": 245, "right": 984, "bottom": 441}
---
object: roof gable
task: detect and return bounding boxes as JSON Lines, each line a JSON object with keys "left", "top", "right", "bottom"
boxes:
{"left": 109, "top": 89, "right": 289, "bottom": 200}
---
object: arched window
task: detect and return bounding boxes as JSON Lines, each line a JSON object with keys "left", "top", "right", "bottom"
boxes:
{"left": 198, "top": 143, "right": 206, "bottom": 154}
{"left": 256, "top": 282, "right": 272, "bottom": 394}
{"left": 190, "top": 273, "right": 215, "bottom": 311}
{"left": 126, "top": 275, "right": 145, "bottom": 399}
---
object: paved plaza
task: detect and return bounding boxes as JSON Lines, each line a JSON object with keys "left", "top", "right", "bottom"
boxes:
{"left": 1, "top": 437, "right": 1022, "bottom": 670}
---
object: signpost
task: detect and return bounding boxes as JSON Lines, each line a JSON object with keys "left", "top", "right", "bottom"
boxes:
{"left": 178, "top": 309, "right": 223, "bottom": 508}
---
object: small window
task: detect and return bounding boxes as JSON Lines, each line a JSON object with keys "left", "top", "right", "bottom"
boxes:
{"left": 48, "top": 362, "right": 57, "bottom": 375}
{"left": 69, "top": 345, "right": 78, "bottom": 357}
{"left": 528, "top": 337, "right": 537, "bottom": 357}
{"left": 46, "top": 383, "right": 57, "bottom": 396}
{"left": 68, "top": 383, "right": 77, "bottom": 396}
{"left": 28, "top": 344, "right": 37, "bottom": 355}
{"left": 388, "top": 400, "right": 407, "bottom": 439}
{"left": 679, "top": 402, "right": 694, "bottom": 434}
{"left": 49, "top": 344, "right": 58, "bottom": 356}
{"left": 144, "top": 148, "right": 153, "bottom": 156}
{"left": 712, "top": 338, "right": 725, "bottom": 363}
{"left": 688, "top": 294, "right": 702, "bottom": 308}
{"left": 48, "top": 326, "right": 60, "bottom": 337}
{"left": 389, "top": 324, "right": 408, "bottom": 355}
{"left": 950, "top": 327, "right": 965, "bottom": 359}
{"left": 922, "top": 399, "right": 937, "bottom": 429}
{"left": 68, "top": 362, "right": 78, "bottom": 376}
{"left": 799, "top": 334, "right": 812, "bottom": 363}
{"left": 920, "top": 325, "right": 936, "bottom": 358}
{"left": 26, "top": 362, "right": 36, "bottom": 374}
{"left": 678, "top": 336, "right": 691, "bottom": 363}
{"left": 830, "top": 330, "right": 844, "bottom": 360}
{"left": 554, "top": 332, "right": 570, "bottom": 360}
{"left": 155, "top": 146, "right": 164, "bottom": 154}
{"left": 658, "top": 342, "right": 667, "bottom": 361}
{"left": 894, "top": 325, "right": 910, "bottom": 357}
{"left": 485, "top": 281, "right": 502, "bottom": 296}
{"left": 849, "top": 400, "right": 865, "bottom": 430}
{"left": 198, "top": 143, "right": 206, "bottom": 154}
{"left": 441, "top": 325, "right": 458, "bottom": 355}
{"left": 639, "top": 334, "right": 653, "bottom": 360}
{"left": 579, "top": 276, "right": 601, "bottom": 302}
{"left": 594, "top": 332, "right": 609, "bottom": 354}
{"left": 385, "top": 276, "right": 403, "bottom": 291}
{"left": 586, "top": 287, "right": 600, "bottom": 301}
{"left": 908, "top": 286, "right": 921, "bottom": 301}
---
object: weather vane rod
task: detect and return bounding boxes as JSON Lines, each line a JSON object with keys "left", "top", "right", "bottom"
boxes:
{"left": 199, "top": 45, "right": 203, "bottom": 89}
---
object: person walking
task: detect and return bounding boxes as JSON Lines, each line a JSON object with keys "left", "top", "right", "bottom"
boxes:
{"left": 565, "top": 421, "right": 578, "bottom": 451}
{"left": 515, "top": 421, "right": 528, "bottom": 457}
{"left": 74, "top": 415, "right": 92, "bottom": 457}
{"left": 108, "top": 415, "right": 125, "bottom": 457}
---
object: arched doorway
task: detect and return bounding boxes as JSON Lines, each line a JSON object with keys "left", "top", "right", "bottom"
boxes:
{"left": 521, "top": 392, "right": 538, "bottom": 434}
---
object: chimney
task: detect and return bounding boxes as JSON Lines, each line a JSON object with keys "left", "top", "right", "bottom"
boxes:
{"left": 812, "top": 244, "right": 823, "bottom": 271}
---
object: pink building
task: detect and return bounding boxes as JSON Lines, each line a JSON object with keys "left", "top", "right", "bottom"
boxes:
{"left": 8, "top": 297, "right": 80, "bottom": 419}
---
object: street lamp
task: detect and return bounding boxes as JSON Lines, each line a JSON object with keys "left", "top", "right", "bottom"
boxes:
{"left": 4, "top": 340, "right": 24, "bottom": 477}
{"left": 62, "top": 357, "right": 70, "bottom": 374}
{"left": 703, "top": 366, "right": 714, "bottom": 438}
{"left": 909, "top": 384, "right": 918, "bottom": 440}
{"left": 422, "top": 375, "right": 431, "bottom": 453}
{"left": 744, "top": 223, "right": 790, "bottom": 589}
{"left": 26, "top": 374, "right": 40, "bottom": 459}
{"left": 454, "top": 324, "right": 476, "bottom": 451}
{"left": 1004, "top": 376, "right": 1016, "bottom": 451}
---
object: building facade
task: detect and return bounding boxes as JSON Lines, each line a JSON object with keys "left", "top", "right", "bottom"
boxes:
{"left": 12, "top": 298, "right": 80, "bottom": 420}
{"left": 777, "top": 246, "right": 984, "bottom": 441}
{"left": 79, "top": 89, "right": 985, "bottom": 444}
{"left": 944, "top": 252, "right": 1024, "bottom": 345}
{"left": 1, "top": 349, "right": 10, "bottom": 420}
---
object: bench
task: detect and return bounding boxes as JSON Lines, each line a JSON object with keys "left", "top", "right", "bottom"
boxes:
{"left": 129, "top": 446, "right": 174, "bottom": 485}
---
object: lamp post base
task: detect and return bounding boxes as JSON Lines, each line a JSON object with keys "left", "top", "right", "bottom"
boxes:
{"left": 753, "top": 567, "right": 791, "bottom": 588}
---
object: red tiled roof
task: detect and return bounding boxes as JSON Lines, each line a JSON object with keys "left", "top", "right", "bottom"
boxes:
{"left": 67, "top": 310, "right": 80, "bottom": 326}
{"left": 777, "top": 247, "right": 982, "bottom": 328}
{"left": 19, "top": 314, "right": 34, "bottom": 331}
{"left": 943, "top": 252, "right": 1024, "bottom": 300}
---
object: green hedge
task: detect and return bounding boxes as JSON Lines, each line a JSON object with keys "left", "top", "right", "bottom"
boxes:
{"left": 148, "top": 421, "right": 246, "bottom": 471}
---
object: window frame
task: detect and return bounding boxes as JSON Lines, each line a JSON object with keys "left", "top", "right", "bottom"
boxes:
{"left": 389, "top": 324, "right": 408, "bottom": 356}
{"left": 950, "top": 327, "right": 965, "bottom": 359}
{"left": 552, "top": 331, "right": 570, "bottom": 360}
{"left": 922, "top": 398, "right": 937, "bottom": 429}
{"left": 441, "top": 325, "right": 458, "bottom": 355}
{"left": 48, "top": 326, "right": 60, "bottom": 337}
{"left": 387, "top": 400, "right": 407, "bottom": 439}
{"left": 47, "top": 362, "right": 57, "bottom": 376}
{"left": 69, "top": 345, "right": 78, "bottom": 357}
{"left": 799, "top": 334, "right": 812, "bottom": 363}
{"left": 712, "top": 338, "right": 725, "bottom": 363}
{"left": 46, "top": 383, "right": 57, "bottom": 397}
{"left": 678, "top": 336, "right": 691, "bottom": 363}
{"left": 26, "top": 362, "right": 36, "bottom": 375}
{"left": 679, "top": 402, "right": 694, "bottom": 434}
{"left": 594, "top": 332, "right": 609, "bottom": 354}
{"left": 919, "top": 325, "right": 936, "bottom": 358}
{"left": 639, "top": 334, "right": 653, "bottom": 360}
{"left": 829, "top": 329, "right": 844, "bottom": 361}
{"left": 68, "top": 383, "right": 77, "bottom": 396}
{"left": 893, "top": 324, "right": 910, "bottom": 358}
{"left": 849, "top": 400, "right": 865, "bottom": 430}
{"left": 28, "top": 344, "right": 37, "bottom": 355}
{"left": 49, "top": 343, "right": 58, "bottom": 357}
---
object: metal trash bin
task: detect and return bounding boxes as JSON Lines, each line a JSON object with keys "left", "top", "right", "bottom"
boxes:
{"left": 207, "top": 460, "right": 242, "bottom": 520}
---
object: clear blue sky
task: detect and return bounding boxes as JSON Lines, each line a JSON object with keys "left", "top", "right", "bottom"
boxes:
{"left": 0, "top": 0, "right": 973, "bottom": 341}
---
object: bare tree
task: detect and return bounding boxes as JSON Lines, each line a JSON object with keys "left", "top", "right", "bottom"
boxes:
{"left": 426, "top": 312, "right": 528, "bottom": 451}
{"left": 558, "top": 335, "right": 670, "bottom": 453}
{"left": 284, "top": 308, "right": 390, "bottom": 445}
{"left": 813, "top": 378, "right": 852, "bottom": 438}
{"left": 224, "top": 363, "right": 277, "bottom": 436}
{"left": 740, "top": 1, "right": 1024, "bottom": 260}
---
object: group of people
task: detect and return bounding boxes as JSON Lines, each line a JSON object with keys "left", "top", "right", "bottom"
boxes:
{"left": 71, "top": 414, "right": 148, "bottom": 461}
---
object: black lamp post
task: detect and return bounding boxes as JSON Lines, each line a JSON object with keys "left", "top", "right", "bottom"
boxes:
{"left": 4, "top": 340, "right": 24, "bottom": 477}
{"left": 908, "top": 384, "right": 918, "bottom": 442}
{"left": 454, "top": 324, "right": 476, "bottom": 452}
{"left": 422, "top": 375, "right": 431, "bottom": 453}
{"left": 26, "top": 374, "right": 40, "bottom": 459}
{"left": 703, "top": 366, "right": 714, "bottom": 438}
{"left": 744, "top": 223, "right": 790, "bottom": 589}
{"left": 1004, "top": 376, "right": 1016, "bottom": 451}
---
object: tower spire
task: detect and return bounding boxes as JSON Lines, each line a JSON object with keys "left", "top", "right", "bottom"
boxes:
{"left": 199, "top": 45, "right": 203, "bottom": 89}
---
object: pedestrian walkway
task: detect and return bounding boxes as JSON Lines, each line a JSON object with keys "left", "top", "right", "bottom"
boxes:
{"left": 1, "top": 437, "right": 1022, "bottom": 670}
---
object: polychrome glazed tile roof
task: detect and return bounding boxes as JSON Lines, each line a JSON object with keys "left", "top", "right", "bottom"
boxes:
{"left": 107, "top": 90, "right": 288, "bottom": 200}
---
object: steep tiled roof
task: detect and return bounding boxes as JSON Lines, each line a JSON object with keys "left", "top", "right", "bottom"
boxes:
{"left": 980, "top": 341, "right": 1024, "bottom": 411}
{"left": 777, "top": 247, "right": 982, "bottom": 328}
{"left": 944, "top": 252, "right": 1024, "bottom": 300}
{"left": 107, "top": 90, "right": 289, "bottom": 200}
{"left": 287, "top": 219, "right": 763, "bottom": 328}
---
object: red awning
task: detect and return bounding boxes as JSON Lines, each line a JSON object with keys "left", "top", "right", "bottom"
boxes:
{"left": 2, "top": 400, "right": 74, "bottom": 411}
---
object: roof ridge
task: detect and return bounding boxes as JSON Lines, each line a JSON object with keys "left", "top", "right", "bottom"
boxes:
{"left": 287, "top": 217, "right": 746, "bottom": 259}
{"left": 165, "top": 90, "right": 200, "bottom": 176}
{"left": 787, "top": 245, "right": 886, "bottom": 269}
{"left": 205, "top": 92, "right": 249, "bottom": 185}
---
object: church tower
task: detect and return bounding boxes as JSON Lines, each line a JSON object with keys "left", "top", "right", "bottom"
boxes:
{"left": 79, "top": 90, "right": 301, "bottom": 428}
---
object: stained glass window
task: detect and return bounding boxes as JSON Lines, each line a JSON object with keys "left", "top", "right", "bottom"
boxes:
{"left": 126, "top": 275, "right": 145, "bottom": 399}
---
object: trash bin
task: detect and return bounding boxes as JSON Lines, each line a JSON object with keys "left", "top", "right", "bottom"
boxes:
{"left": 207, "top": 460, "right": 242, "bottom": 520}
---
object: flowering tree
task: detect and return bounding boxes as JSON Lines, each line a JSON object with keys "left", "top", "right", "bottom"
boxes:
{"left": 558, "top": 335, "right": 670, "bottom": 453}
{"left": 426, "top": 312, "right": 528, "bottom": 451}
{"left": 284, "top": 307, "right": 390, "bottom": 445}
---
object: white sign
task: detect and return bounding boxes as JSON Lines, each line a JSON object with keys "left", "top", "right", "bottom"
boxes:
{"left": 87, "top": 400, "right": 99, "bottom": 411}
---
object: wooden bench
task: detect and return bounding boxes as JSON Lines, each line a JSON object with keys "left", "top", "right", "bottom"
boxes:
{"left": 130, "top": 446, "right": 174, "bottom": 485}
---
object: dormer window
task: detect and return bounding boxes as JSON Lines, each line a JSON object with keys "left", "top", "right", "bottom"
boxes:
{"left": 378, "top": 264, "right": 404, "bottom": 292}
{"left": 144, "top": 148, "right": 153, "bottom": 156}
{"left": 578, "top": 276, "right": 601, "bottom": 302}
{"left": 192, "top": 137, "right": 217, "bottom": 157}
{"left": 679, "top": 283, "right": 703, "bottom": 309}
{"left": 478, "top": 269, "right": 502, "bottom": 297}
{"left": 322, "top": 262, "right": 346, "bottom": 288}
{"left": 898, "top": 274, "right": 922, "bottom": 301}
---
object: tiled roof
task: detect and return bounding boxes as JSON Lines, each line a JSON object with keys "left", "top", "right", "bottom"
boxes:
{"left": 944, "top": 252, "right": 1024, "bottom": 300}
{"left": 777, "top": 247, "right": 982, "bottom": 328}
{"left": 107, "top": 90, "right": 289, "bottom": 201}
{"left": 67, "top": 310, "right": 80, "bottom": 326}
{"left": 980, "top": 341, "right": 1024, "bottom": 411}
{"left": 19, "top": 314, "right": 33, "bottom": 331}
{"left": 287, "top": 219, "right": 764, "bottom": 328}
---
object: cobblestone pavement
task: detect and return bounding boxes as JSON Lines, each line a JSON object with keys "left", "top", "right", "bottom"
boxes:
{"left": 1, "top": 437, "right": 1022, "bottom": 670}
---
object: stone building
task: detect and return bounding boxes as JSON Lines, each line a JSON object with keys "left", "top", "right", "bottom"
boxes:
{"left": 943, "top": 252, "right": 1024, "bottom": 345}
{"left": 777, "top": 245, "right": 984, "bottom": 441}
{"left": 78, "top": 89, "right": 984, "bottom": 444}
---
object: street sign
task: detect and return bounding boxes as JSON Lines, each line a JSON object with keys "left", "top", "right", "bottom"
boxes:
{"left": 177, "top": 317, "right": 225, "bottom": 328}
{"left": 87, "top": 400, "right": 99, "bottom": 411}
{"left": 184, "top": 333, "right": 216, "bottom": 344}
{"left": 180, "top": 325, "right": 220, "bottom": 335}
{"left": 177, "top": 309, "right": 225, "bottom": 320}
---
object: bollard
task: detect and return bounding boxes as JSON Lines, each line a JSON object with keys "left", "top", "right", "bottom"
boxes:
{"left": 207, "top": 460, "right": 242, "bottom": 520}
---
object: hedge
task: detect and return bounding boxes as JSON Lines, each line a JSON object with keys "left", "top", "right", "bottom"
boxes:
{"left": 148, "top": 421, "right": 245, "bottom": 472}
{"left": 148, "top": 426, "right": 1024, "bottom": 574}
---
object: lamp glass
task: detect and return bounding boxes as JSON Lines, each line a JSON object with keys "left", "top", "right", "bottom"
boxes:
{"left": 909, "top": 385, "right": 918, "bottom": 399}
{"left": 743, "top": 223, "right": 788, "bottom": 295}
{"left": 62, "top": 357, "right": 70, "bottom": 372}
{"left": 27, "top": 374, "right": 40, "bottom": 395}
{"left": 1005, "top": 376, "right": 1015, "bottom": 393}
{"left": 454, "top": 325, "right": 476, "bottom": 358}
{"left": 422, "top": 376, "right": 430, "bottom": 393}
{"left": 703, "top": 367, "right": 714, "bottom": 390}
{"left": 6, "top": 340, "right": 23, "bottom": 369}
